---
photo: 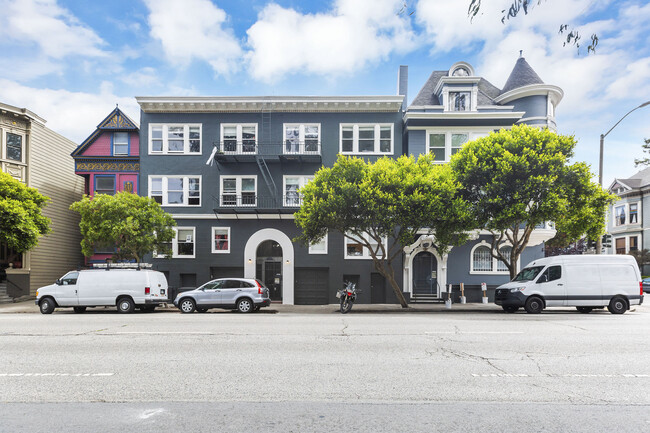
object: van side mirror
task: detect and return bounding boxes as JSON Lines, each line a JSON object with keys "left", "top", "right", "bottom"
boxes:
{"left": 55, "top": 279, "right": 62, "bottom": 285}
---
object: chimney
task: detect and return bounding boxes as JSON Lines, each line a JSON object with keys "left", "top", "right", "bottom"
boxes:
{"left": 398, "top": 65, "right": 408, "bottom": 112}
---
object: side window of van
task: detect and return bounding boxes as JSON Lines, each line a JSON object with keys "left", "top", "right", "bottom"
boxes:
{"left": 61, "top": 272, "right": 79, "bottom": 285}
{"left": 537, "top": 266, "right": 561, "bottom": 283}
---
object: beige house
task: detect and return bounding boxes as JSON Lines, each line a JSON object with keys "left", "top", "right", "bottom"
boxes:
{"left": 0, "top": 102, "right": 84, "bottom": 301}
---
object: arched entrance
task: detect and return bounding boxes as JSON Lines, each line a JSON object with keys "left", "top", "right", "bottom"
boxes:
{"left": 243, "top": 228, "right": 295, "bottom": 304}
{"left": 256, "top": 240, "right": 283, "bottom": 301}
{"left": 412, "top": 251, "right": 438, "bottom": 296}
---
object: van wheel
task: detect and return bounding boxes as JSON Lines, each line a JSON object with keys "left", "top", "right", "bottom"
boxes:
{"left": 237, "top": 298, "right": 253, "bottom": 313}
{"left": 607, "top": 297, "right": 627, "bottom": 314}
{"left": 73, "top": 306, "right": 87, "bottom": 314}
{"left": 179, "top": 298, "right": 196, "bottom": 313}
{"left": 576, "top": 307, "right": 593, "bottom": 314}
{"left": 117, "top": 297, "right": 135, "bottom": 314}
{"left": 502, "top": 306, "right": 518, "bottom": 313}
{"left": 39, "top": 298, "right": 56, "bottom": 314}
{"left": 524, "top": 296, "right": 544, "bottom": 314}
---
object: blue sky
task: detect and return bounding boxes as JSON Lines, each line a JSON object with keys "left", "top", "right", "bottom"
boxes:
{"left": 1, "top": 0, "right": 649, "bottom": 186}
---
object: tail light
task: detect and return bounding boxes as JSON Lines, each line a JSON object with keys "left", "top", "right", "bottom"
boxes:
{"left": 347, "top": 291, "right": 352, "bottom": 296}
{"left": 641, "top": 282, "right": 644, "bottom": 296}
{"left": 255, "top": 280, "right": 263, "bottom": 294}
{"left": 145, "top": 287, "right": 150, "bottom": 295}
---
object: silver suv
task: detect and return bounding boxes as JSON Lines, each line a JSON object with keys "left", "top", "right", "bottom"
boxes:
{"left": 174, "top": 278, "right": 271, "bottom": 313}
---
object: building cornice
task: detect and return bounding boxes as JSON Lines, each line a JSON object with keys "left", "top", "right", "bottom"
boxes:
{"left": 0, "top": 102, "right": 46, "bottom": 125}
{"left": 494, "top": 84, "right": 564, "bottom": 105}
{"left": 404, "top": 111, "right": 525, "bottom": 121}
{"left": 433, "top": 77, "right": 482, "bottom": 95}
{"left": 135, "top": 96, "right": 405, "bottom": 113}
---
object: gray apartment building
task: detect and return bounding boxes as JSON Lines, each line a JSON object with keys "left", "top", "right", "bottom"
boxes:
{"left": 135, "top": 56, "right": 562, "bottom": 305}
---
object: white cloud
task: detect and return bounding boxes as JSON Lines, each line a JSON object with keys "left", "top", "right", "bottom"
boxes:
{"left": 143, "top": 0, "right": 242, "bottom": 76}
{"left": 0, "top": 79, "right": 140, "bottom": 143}
{"left": 245, "top": 0, "right": 418, "bottom": 82}
{"left": 0, "top": 0, "right": 107, "bottom": 58}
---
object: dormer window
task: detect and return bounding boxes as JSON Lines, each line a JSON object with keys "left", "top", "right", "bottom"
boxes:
{"left": 450, "top": 92, "right": 470, "bottom": 111}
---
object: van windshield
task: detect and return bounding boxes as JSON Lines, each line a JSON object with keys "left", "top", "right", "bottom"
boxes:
{"left": 513, "top": 266, "right": 545, "bottom": 282}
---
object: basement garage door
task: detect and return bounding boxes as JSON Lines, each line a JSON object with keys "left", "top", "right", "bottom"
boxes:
{"left": 294, "top": 268, "right": 329, "bottom": 305}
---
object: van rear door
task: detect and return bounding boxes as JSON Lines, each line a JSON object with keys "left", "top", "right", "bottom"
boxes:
{"left": 600, "top": 264, "right": 638, "bottom": 303}
{"left": 147, "top": 271, "right": 168, "bottom": 301}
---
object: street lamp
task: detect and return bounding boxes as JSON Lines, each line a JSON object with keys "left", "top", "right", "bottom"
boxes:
{"left": 596, "top": 100, "right": 650, "bottom": 254}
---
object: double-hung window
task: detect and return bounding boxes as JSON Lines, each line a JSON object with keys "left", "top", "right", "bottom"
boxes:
{"left": 449, "top": 92, "right": 470, "bottom": 111}
{"left": 614, "top": 202, "right": 640, "bottom": 227}
{"left": 220, "top": 176, "right": 256, "bottom": 207}
{"left": 148, "top": 124, "right": 201, "bottom": 154}
{"left": 615, "top": 205, "right": 626, "bottom": 226}
{"left": 344, "top": 232, "right": 387, "bottom": 259}
{"left": 427, "top": 130, "right": 485, "bottom": 163}
{"left": 212, "top": 227, "right": 230, "bottom": 253}
{"left": 340, "top": 124, "right": 393, "bottom": 155}
{"left": 149, "top": 176, "right": 201, "bottom": 206}
{"left": 309, "top": 233, "right": 328, "bottom": 254}
{"left": 283, "top": 175, "right": 313, "bottom": 207}
{"left": 284, "top": 124, "right": 320, "bottom": 154}
{"left": 221, "top": 124, "right": 257, "bottom": 154}
{"left": 113, "top": 132, "right": 129, "bottom": 155}
{"left": 175, "top": 227, "right": 195, "bottom": 258}
{"left": 95, "top": 175, "right": 116, "bottom": 195}
{"left": 5, "top": 132, "right": 23, "bottom": 162}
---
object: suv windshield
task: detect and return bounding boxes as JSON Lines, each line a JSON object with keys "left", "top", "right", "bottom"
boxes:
{"left": 513, "top": 266, "right": 545, "bottom": 282}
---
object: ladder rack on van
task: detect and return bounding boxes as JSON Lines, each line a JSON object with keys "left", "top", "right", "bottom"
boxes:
{"left": 92, "top": 263, "right": 152, "bottom": 270}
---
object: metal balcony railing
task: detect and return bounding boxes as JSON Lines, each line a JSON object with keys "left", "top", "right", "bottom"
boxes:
{"left": 215, "top": 141, "right": 321, "bottom": 156}
{"left": 215, "top": 195, "right": 304, "bottom": 210}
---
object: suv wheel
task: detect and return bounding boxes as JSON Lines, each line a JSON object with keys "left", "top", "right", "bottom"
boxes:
{"left": 237, "top": 298, "right": 253, "bottom": 313}
{"left": 180, "top": 298, "right": 196, "bottom": 314}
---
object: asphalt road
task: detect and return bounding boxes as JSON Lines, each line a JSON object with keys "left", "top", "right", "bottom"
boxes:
{"left": 2, "top": 303, "right": 650, "bottom": 432}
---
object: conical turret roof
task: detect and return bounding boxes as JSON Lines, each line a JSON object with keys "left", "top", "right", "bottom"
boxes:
{"left": 500, "top": 56, "right": 544, "bottom": 94}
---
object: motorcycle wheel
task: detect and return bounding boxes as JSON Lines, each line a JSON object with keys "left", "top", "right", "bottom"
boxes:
{"left": 340, "top": 297, "right": 353, "bottom": 314}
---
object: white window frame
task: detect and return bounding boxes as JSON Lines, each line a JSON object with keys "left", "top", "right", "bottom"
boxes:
{"left": 113, "top": 132, "right": 129, "bottom": 155}
{"left": 283, "top": 175, "right": 314, "bottom": 207}
{"left": 613, "top": 201, "right": 641, "bottom": 227}
{"left": 283, "top": 123, "right": 321, "bottom": 154}
{"left": 426, "top": 129, "right": 490, "bottom": 164}
{"left": 614, "top": 235, "right": 640, "bottom": 254}
{"left": 309, "top": 233, "right": 328, "bottom": 255}
{"left": 173, "top": 227, "right": 195, "bottom": 258}
{"left": 220, "top": 123, "right": 258, "bottom": 154}
{"left": 211, "top": 227, "right": 231, "bottom": 254}
{"left": 343, "top": 232, "right": 387, "bottom": 260}
{"left": 442, "top": 85, "right": 478, "bottom": 112}
{"left": 339, "top": 124, "right": 393, "bottom": 155}
{"left": 148, "top": 124, "right": 202, "bottom": 155}
{"left": 148, "top": 175, "right": 202, "bottom": 207}
{"left": 469, "top": 241, "right": 515, "bottom": 275}
{"left": 4, "top": 130, "right": 25, "bottom": 163}
{"left": 220, "top": 175, "right": 257, "bottom": 207}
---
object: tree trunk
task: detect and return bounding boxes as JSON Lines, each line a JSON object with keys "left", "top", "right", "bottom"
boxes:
{"left": 510, "top": 253, "right": 519, "bottom": 280}
{"left": 375, "top": 260, "right": 409, "bottom": 308}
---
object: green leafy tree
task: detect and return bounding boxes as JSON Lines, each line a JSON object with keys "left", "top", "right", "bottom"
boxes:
{"left": 295, "top": 154, "right": 472, "bottom": 308}
{"left": 630, "top": 249, "right": 650, "bottom": 274}
{"left": 451, "top": 124, "right": 614, "bottom": 279}
{"left": 0, "top": 172, "right": 51, "bottom": 255}
{"left": 634, "top": 138, "right": 650, "bottom": 167}
{"left": 70, "top": 192, "right": 176, "bottom": 263}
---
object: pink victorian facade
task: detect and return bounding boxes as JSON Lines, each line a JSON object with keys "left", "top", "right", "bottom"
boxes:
{"left": 71, "top": 107, "right": 139, "bottom": 263}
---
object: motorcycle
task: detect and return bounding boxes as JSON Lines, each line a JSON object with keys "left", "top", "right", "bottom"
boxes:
{"left": 336, "top": 281, "right": 358, "bottom": 314}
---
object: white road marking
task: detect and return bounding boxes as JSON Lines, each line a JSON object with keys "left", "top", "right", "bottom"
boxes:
{"left": 0, "top": 373, "right": 114, "bottom": 377}
{"left": 110, "top": 331, "right": 214, "bottom": 335}
{"left": 140, "top": 408, "right": 165, "bottom": 419}
{"left": 425, "top": 331, "right": 525, "bottom": 335}
{"left": 472, "top": 373, "right": 650, "bottom": 378}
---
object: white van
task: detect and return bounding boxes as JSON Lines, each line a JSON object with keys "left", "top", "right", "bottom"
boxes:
{"left": 35, "top": 268, "right": 168, "bottom": 314}
{"left": 495, "top": 255, "right": 643, "bottom": 314}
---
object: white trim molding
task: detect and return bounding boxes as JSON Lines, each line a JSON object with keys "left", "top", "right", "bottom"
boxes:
{"left": 243, "top": 228, "right": 295, "bottom": 305}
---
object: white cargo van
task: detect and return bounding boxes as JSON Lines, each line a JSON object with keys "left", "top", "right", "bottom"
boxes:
{"left": 35, "top": 268, "right": 168, "bottom": 314}
{"left": 495, "top": 255, "right": 643, "bottom": 314}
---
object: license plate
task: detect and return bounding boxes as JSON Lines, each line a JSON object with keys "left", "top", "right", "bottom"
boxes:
{"left": 335, "top": 292, "right": 341, "bottom": 298}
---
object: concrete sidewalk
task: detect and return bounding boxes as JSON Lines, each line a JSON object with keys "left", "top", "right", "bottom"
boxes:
{"left": 0, "top": 299, "right": 506, "bottom": 314}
